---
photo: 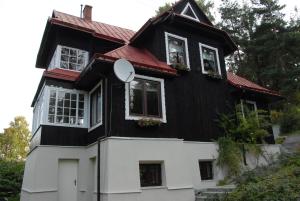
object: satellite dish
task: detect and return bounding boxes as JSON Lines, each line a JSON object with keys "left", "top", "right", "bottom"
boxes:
{"left": 113, "top": 59, "right": 135, "bottom": 83}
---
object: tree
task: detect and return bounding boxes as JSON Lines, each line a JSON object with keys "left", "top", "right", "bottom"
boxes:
{"left": 155, "top": 0, "right": 215, "bottom": 23}
{"left": 0, "top": 116, "right": 31, "bottom": 161}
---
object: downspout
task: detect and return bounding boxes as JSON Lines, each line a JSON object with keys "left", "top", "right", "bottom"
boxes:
{"left": 97, "top": 77, "right": 108, "bottom": 201}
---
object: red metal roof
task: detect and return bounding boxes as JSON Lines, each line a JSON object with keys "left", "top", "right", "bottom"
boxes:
{"left": 96, "top": 45, "right": 177, "bottom": 75}
{"left": 227, "top": 72, "right": 281, "bottom": 97}
{"left": 51, "top": 11, "right": 135, "bottom": 44}
{"left": 44, "top": 68, "right": 80, "bottom": 81}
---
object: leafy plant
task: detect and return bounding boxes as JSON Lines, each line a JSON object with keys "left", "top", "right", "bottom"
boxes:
{"left": 0, "top": 160, "right": 24, "bottom": 200}
{"left": 137, "top": 118, "right": 162, "bottom": 128}
{"left": 217, "top": 107, "right": 271, "bottom": 178}
{"left": 171, "top": 63, "right": 190, "bottom": 72}
{"left": 206, "top": 70, "right": 222, "bottom": 79}
{"left": 280, "top": 105, "right": 300, "bottom": 134}
{"left": 270, "top": 110, "right": 283, "bottom": 124}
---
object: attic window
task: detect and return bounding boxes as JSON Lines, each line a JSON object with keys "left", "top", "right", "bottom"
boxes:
{"left": 165, "top": 32, "right": 190, "bottom": 69}
{"left": 49, "top": 45, "right": 89, "bottom": 72}
{"left": 180, "top": 2, "right": 200, "bottom": 22}
{"left": 199, "top": 43, "right": 221, "bottom": 76}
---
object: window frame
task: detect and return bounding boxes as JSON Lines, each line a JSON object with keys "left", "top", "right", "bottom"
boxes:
{"left": 199, "top": 43, "right": 221, "bottom": 76}
{"left": 125, "top": 74, "right": 167, "bottom": 123}
{"left": 240, "top": 99, "right": 258, "bottom": 119}
{"left": 165, "top": 32, "right": 190, "bottom": 69}
{"left": 198, "top": 160, "right": 214, "bottom": 181}
{"left": 139, "top": 161, "right": 165, "bottom": 188}
{"left": 180, "top": 2, "right": 200, "bottom": 22}
{"left": 45, "top": 86, "right": 87, "bottom": 128}
{"left": 49, "top": 45, "right": 89, "bottom": 72}
{"left": 88, "top": 81, "right": 103, "bottom": 132}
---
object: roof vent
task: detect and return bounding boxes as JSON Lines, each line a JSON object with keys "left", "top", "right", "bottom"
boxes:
{"left": 83, "top": 5, "right": 92, "bottom": 21}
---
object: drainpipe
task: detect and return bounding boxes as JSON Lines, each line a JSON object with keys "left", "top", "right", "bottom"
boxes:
{"left": 97, "top": 77, "right": 108, "bottom": 201}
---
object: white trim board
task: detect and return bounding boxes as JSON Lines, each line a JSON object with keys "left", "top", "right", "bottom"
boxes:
{"left": 125, "top": 74, "right": 167, "bottom": 123}
{"left": 180, "top": 2, "right": 200, "bottom": 22}
{"left": 164, "top": 32, "right": 190, "bottom": 69}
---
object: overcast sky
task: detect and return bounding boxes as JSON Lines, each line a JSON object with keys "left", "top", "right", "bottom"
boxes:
{"left": 0, "top": 0, "right": 299, "bottom": 132}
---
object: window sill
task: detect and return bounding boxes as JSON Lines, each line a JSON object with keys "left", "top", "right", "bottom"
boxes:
{"left": 125, "top": 115, "right": 166, "bottom": 124}
{"left": 43, "top": 123, "right": 87, "bottom": 129}
{"left": 141, "top": 186, "right": 166, "bottom": 190}
{"left": 203, "top": 72, "right": 222, "bottom": 80}
{"left": 88, "top": 122, "right": 103, "bottom": 132}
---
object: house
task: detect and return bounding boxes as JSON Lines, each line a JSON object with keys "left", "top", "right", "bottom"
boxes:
{"left": 21, "top": 1, "right": 283, "bottom": 201}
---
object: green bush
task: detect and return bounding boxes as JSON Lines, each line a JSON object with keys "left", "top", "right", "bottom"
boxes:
{"left": 0, "top": 160, "right": 24, "bottom": 200}
{"left": 280, "top": 106, "right": 300, "bottom": 134}
{"left": 223, "top": 153, "right": 300, "bottom": 201}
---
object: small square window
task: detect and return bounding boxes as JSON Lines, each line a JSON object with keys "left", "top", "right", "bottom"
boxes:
{"left": 199, "top": 161, "right": 213, "bottom": 180}
{"left": 139, "top": 163, "right": 162, "bottom": 187}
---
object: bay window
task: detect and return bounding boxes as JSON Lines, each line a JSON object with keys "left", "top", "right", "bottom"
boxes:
{"left": 199, "top": 43, "right": 221, "bottom": 75}
{"left": 89, "top": 82, "right": 102, "bottom": 130}
{"left": 48, "top": 89, "right": 86, "bottom": 126}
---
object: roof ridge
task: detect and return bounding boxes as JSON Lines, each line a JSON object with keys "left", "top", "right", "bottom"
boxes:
{"left": 53, "top": 10, "right": 135, "bottom": 33}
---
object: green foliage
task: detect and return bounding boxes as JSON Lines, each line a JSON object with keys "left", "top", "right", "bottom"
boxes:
{"left": 0, "top": 160, "right": 24, "bottom": 199}
{"left": 0, "top": 116, "right": 31, "bottom": 161}
{"left": 275, "top": 136, "right": 286, "bottom": 144}
{"left": 280, "top": 105, "right": 300, "bottom": 134}
{"left": 223, "top": 153, "right": 300, "bottom": 201}
{"left": 155, "top": 2, "right": 173, "bottom": 16}
{"left": 270, "top": 110, "right": 282, "bottom": 124}
{"left": 137, "top": 118, "right": 162, "bottom": 127}
{"left": 217, "top": 137, "right": 243, "bottom": 177}
{"left": 155, "top": 0, "right": 215, "bottom": 23}
{"left": 217, "top": 108, "right": 271, "bottom": 177}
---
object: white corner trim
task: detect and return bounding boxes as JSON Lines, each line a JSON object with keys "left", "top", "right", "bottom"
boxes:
{"left": 125, "top": 74, "right": 167, "bottom": 123}
{"left": 199, "top": 42, "right": 221, "bottom": 75}
{"left": 164, "top": 32, "right": 190, "bottom": 69}
{"left": 88, "top": 80, "right": 103, "bottom": 132}
{"left": 180, "top": 2, "right": 200, "bottom": 22}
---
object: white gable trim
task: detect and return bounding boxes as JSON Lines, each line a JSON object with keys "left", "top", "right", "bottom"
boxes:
{"left": 180, "top": 2, "right": 200, "bottom": 22}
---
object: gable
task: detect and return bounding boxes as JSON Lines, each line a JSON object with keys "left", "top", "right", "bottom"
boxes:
{"left": 173, "top": 0, "right": 212, "bottom": 25}
{"left": 180, "top": 2, "right": 199, "bottom": 22}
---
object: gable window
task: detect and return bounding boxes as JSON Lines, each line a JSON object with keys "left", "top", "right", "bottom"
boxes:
{"left": 199, "top": 161, "right": 213, "bottom": 180}
{"left": 180, "top": 2, "right": 200, "bottom": 22}
{"left": 125, "top": 75, "right": 166, "bottom": 122}
{"left": 165, "top": 32, "right": 190, "bottom": 69}
{"left": 241, "top": 100, "right": 257, "bottom": 118}
{"left": 89, "top": 82, "right": 103, "bottom": 130}
{"left": 139, "top": 163, "right": 163, "bottom": 187}
{"left": 49, "top": 45, "right": 89, "bottom": 72}
{"left": 199, "top": 43, "right": 221, "bottom": 75}
{"left": 48, "top": 88, "right": 86, "bottom": 126}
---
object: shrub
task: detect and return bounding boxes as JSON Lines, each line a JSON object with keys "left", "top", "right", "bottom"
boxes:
{"left": 280, "top": 105, "right": 300, "bottom": 134}
{"left": 0, "top": 160, "right": 24, "bottom": 200}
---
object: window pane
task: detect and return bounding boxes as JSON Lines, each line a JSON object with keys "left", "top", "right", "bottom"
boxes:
{"left": 90, "top": 86, "right": 101, "bottom": 127}
{"left": 59, "top": 46, "right": 87, "bottom": 71}
{"left": 63, "top": 117, "right": 69, "bottom": 124}
{"left": 79, "top": 94, "right": 84, "bottom": 102}
{"left": 168, "top": 36, "right": 186, "bottom": 65}
{"left": 50, "top": 91, "right": 56, "bottom": 99}
{"left": 48, "top": 115, "right": 54, "bottom": 123}
{"left": 130, "top": 80, "right": 144, "bottom": 115}
{"left": 56, "top": 116, "right": 63, "bottom": 123}
{"left": 49, "top": 98, "right": 56, "bottom": 106}
{"left": 147, "top": 91, "right": 160, "bottom": 116}
{"left": 139, "top": 164, "right": 162, "bottom": 187}
{"left": 202, "top": 47, "right": 218, "bottom": 73}
{"left": 199, "top": 161, "right": 213, "bottom": 180}
{"left": 49, "top": 106, "right": 55, "bottom": 114}
{"left": 61, "top": 47, "right": 69, "bottom": 55}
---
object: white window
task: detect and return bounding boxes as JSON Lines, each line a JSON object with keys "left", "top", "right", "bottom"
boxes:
{"left": 165, "top": 32, "right": 190, "bottom": 69}
{"left": 89, "top": 81, "right": 103, "bottom": 131}
{"left": 125, "top": 75, "right": 167, "bottom": 123}
{"left": 180, "top": 2, "right": 200, "bottom": 22}
{"left": 241, "top": 100, "right": 257, "bottom": 118}
{"left": 32, "top": 87, "right": 45, "bottom": 133}
{"left": 47, "top": 88, "right": 86, "bottom": 127}
{"left": 199, "top": 43, "right": 221, "bottom": 75}
{"left": 49, "top": 45, "right": 89, "bottom": 71}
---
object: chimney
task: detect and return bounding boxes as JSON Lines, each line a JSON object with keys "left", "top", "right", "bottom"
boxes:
{"left": 83, "top": 5, "right": 92, "bottom": 21}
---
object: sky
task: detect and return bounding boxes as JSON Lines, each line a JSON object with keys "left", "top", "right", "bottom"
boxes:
{"left": 0, "top": 0, "right": 299, "bottom": 133}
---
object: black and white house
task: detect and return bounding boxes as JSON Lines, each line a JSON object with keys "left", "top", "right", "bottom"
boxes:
{"left": 21, "top": 1, "right": 283, "bottom": 201}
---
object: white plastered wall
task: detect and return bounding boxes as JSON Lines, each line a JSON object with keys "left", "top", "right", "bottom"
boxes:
{"left": 21, "top": 137, "right": 281, "bottom": 201}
